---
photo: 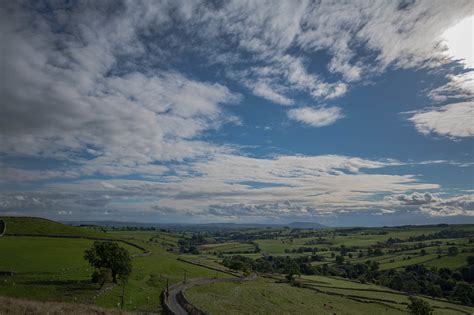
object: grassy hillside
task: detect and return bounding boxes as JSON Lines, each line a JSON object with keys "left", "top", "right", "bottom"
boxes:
{"left": 2, "top": 220, "right": 473, "bottom": 313}
{"left": 0, "top": 226, "right": 233, "bottom": 312}
{"left": 187, "top": 278, "right": 404, "bottom": 315}
{"left": 0, "top": 237, "right": 140, "bottom": 303}
{"left": 0, "top": 216, "right": 106, "bottom": 238}
{"left": 188, "top": 277, "right": 474, "bottom": 315}
{"left": 0, "top": 296, "right": 134, "bottom": 315}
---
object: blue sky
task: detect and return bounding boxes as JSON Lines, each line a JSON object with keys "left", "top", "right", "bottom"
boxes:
{"left": 0, "top": 0, "right": 473, "bottom": 226}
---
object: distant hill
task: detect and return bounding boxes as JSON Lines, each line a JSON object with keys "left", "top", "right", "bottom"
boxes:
{"left": 287, "top": 221, "right": 326, "bottom": 229}
{"left": 0, "top": 216, "right": 106, "bottom": 238}
{"left": 66, "top": 220, "right": 327, "bottom": 230}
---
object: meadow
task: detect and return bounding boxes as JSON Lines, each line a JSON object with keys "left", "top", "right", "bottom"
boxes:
{"left": 1, "top": 216, "right": 473, "bottom": 314}
{"left": 0, "top": 217, "right": 232, "bottom": 313}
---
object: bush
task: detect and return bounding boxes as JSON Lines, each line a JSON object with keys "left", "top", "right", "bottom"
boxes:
{"left": 335, "top": 255, "right": 344, "bottom": 265}
{"left": 448, "top": 247, "right": 459, "bottom": 256}
{"left": 407, "top": 296, "right": 433, "bottom": 315}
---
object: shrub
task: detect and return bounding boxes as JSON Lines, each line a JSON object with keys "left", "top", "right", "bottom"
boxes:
{"left": 407, "top": 296, "right": 433, "bottom": 315}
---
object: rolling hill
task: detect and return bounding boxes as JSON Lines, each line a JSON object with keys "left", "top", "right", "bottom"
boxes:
{"left": 0, "top": 216, "right": 107, "bottom": 238}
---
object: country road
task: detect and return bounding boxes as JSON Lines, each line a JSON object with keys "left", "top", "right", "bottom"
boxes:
{"left": 165, "top": 275, "right": 257, "bottom": 315}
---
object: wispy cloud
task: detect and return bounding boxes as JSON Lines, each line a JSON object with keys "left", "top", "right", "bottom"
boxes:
{"left": 288, "top": 106, "right": 344, "bottom": 127}
{"left": 1, "top": 1, "right": 472, "bottom": 223}
{"left": 407, "top": 102, "right": 474, "bottom": 138}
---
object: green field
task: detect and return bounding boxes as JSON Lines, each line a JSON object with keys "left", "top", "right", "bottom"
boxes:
{"left": 200, "top": 242, "right": 256, "bottom": 254}
{"left": 1, "top": 217, "right": 474, "bottom": 314}
{"left": 187, "top": 275, "right": 473, "bottom": 315}
{"left": 298, "top": 275, "right": 474, "bottom": 314}
{"left": 187, "top": 278, "right": 405, "bottom": 315}
{"left": 0, "top": 218, "right": 234, "bottom": 312}
{"left": 2, "top": 216, "right": 107, "bottom": 238}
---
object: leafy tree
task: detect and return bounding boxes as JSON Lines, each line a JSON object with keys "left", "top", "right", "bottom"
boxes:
{"left": 91, "top": 267, "right": 112, "bottom": 289}
{"left": 407, "top": 296, "right": 433, "bottom": 315}
{"left": 467, "top": 256, "right": 474, "bottom": 266}
{"left": 448, "top": 246, "right": 459, "bottom": 256}
{"left": 426, "top": 283, "right": 442, "bottom": 298}
{"left": 453, "top": 282, "right": 474, "bottom": 305}
{"left": 335, "top": 255, "right": 345, "bottom": 265}
{"left": 84, "top": 241, "right": 132, "bottom": 283}
{"left": 284, "top": 259, "right": 301, "bottom": 283}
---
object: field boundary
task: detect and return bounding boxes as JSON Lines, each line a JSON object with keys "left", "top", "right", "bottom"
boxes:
{"left": 177, "top": 258, "right": 241, "bottom": 277}
{"left": 3, "top": 233, "right": 148, "bottom": 253}
{"left": 298, "top": 281, "right": 472, "bottom": 314}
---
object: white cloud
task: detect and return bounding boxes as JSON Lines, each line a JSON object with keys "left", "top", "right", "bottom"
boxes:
{"left": 195, "top": 1, "right": 471, "bottom": 103}
{"left": 4, "top": 154, "right": 441, "bottom": 220}
{"left": 442, "top": 15, "right": 474, "bottom": 69}
{"left": 428, "top": 71, "right": 474, "bottom": 102}
{"left": 420, "top": 195, "right": 474, "bottom": 217}
{"left": 1, "top": 1, "right": 472, "bottom": 222}
{"left": 0, "top": 4, "right": 240, "bottom": 171}
{"left": 408, "top": 102, "right": 474, "bottom": 138}
{"left": 386, "top": 192, "right": 474, "bottom": 217}
{"left": 251, "top": 81, "right": 294, "bottom": 105}
{"left": 386, "top": 192, "right": 440, "bottom": 205}
{"left": 288, "top": 106, "right": 344, "bottom": 127}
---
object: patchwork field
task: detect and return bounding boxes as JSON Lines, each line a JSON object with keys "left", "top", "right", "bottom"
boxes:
{"left": 1, "top": 217, "right": 474, "bottom": 314}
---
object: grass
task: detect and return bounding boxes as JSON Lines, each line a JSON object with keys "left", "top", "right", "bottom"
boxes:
{"left": 200, "top": 242, "right": 256, "bottom": 253}
{"left": 0, "top": 296, "right": 134, "bottom": 315}
{"left": 2, "top": 218, "right": 474, "bottom": 314}
{"left": 95, "top": 248, "right": 235, "bottom": 312}
{"left": 187, "top": 278, "right": 407, "bottom": 315}
{"left": 254, "top": 239, "right": 303, "bottom": 254}
{"left": 425, "top": 252, "right": 474, "bottom": 269}
{"left": 0, "top": 237, "right": 103, "bottom": 303}
{"left": 298, "top": 275, "right": 474, "bottom": 315}
{"left": 1, "top": 216, "right": 106, "bottom": 238}
{"left": 108, "top": 230, "right": 180, "bottom": 246}
{"left": 0, "top": 234, "right": 233, "bottom": 313}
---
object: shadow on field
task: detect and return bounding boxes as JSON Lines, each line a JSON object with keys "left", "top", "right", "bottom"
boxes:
{"left": 26, "top": 279, "right": 96, "bottom": 291}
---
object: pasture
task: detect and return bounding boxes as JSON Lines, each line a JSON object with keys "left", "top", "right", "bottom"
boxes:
{"left": 1, "top": 217, "right": 474, "bottom": 314}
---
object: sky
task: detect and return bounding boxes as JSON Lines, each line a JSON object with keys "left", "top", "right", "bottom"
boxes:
{"left": 0, "top": 0, "right": 473, "bottom": 226}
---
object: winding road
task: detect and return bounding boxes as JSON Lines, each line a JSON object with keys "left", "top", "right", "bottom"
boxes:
{"left": 165, "top": 275, "right": 257, "bottom": 315}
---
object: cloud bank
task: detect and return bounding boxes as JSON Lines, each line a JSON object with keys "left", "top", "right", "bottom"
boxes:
{"left": 0, "top": 1, "right": 472, "bottom": 223}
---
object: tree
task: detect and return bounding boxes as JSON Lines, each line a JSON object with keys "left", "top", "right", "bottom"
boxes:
{"left": 0, "top": 219, "right": 5, "bottom": 236}
{"left": 467, "top": 256, "right": 474, "bottom": 266}
{"left": 453, "top": 282, "right": 474, "bottom": 305}
{"left": 335, "top": 255, "right": 345, "bottom": 265}
{"left": 448, "top": 246, "right": 459, "bottom": 256}
{"left": 407, "top": 296, "right": 433, "bottom": 315}
{"left": 84, "top": 241, "right": 132, "bottom": 283}
{"left": 284, "top": 259, "right": 301, "bottom": 283}
{"left": 91, "top": 267, "right": 112, "bottom": 289}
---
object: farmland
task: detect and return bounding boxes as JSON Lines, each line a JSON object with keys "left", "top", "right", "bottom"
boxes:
{"left": 1, "top": 216, "right": 474, "bottom": 314}
{"left": 0, "top": 217, "right": 233, "bottom": 313}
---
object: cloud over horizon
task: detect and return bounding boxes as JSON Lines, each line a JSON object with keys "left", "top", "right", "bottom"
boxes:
{"left": 0, "top": 1, "right": 473, "bottom": 225}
